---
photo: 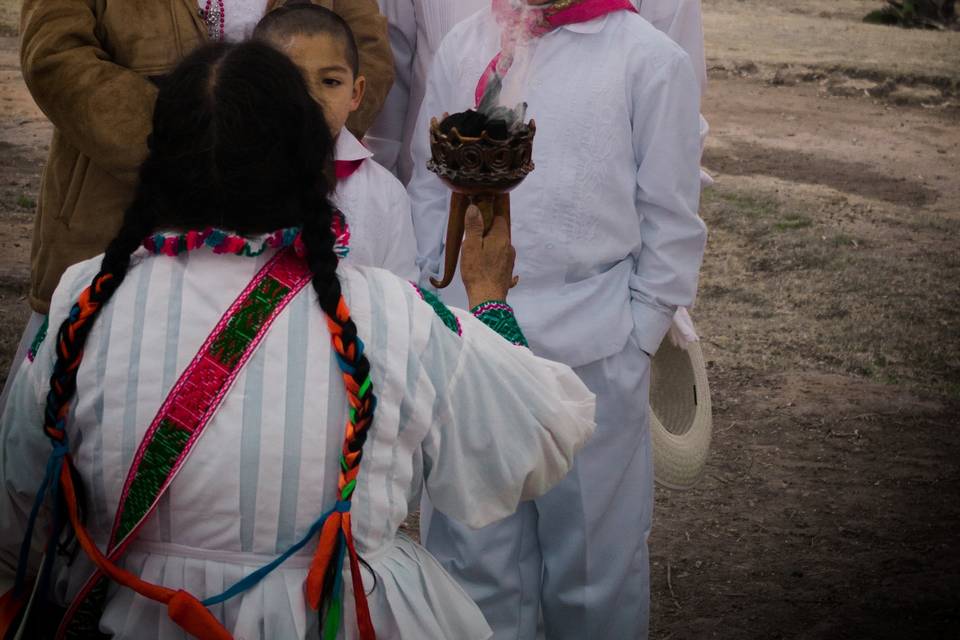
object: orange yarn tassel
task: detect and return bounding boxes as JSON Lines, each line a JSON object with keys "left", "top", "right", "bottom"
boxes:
{"left": 168, "top": 591, "right": 232, "bottom": 640}
{"left": 305, "top": 512, "right": 343, "bottom": 609}
{"left": 306, "top": 293, "right": 376, "bottom": 639}
{"left": 59, "top": 462, "right": 232, "bottom": 640}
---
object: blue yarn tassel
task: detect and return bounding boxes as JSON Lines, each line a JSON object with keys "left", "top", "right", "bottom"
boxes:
{"left": 202, "top": 503, "right": 339, "bottom": 607}
{"left": 15, "top": 441, "right": 67, "bottom": 594}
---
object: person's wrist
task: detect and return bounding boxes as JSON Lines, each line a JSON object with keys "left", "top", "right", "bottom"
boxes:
{"left": 465, "top": 282, "right": 508, "bottom": 309}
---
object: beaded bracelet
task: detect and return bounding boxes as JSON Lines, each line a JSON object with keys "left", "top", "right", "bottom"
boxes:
{"left": 471, "top": 300, "right": 529, "bottom": 347}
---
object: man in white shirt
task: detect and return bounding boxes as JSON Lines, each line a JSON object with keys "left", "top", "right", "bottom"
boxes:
{"left": 408, "top": 1, "right": 707, "bottom": 638}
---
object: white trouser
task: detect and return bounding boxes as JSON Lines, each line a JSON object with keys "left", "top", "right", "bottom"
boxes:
{"left": 422, "top": 336, "right": 653, "bottom": 639}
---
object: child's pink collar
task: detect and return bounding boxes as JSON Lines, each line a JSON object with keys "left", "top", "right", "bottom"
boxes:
{"left": 334, "top": 129, "right": 373, "bottom": 181}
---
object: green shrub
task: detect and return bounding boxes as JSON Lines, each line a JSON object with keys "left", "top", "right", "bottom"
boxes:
{"left": 864, "top": 0, "right": 957, "bottom": 29}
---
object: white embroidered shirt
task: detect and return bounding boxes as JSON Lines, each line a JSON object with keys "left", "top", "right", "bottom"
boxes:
{"left": 408, "top": 9, "right": 708, "bottom": 366}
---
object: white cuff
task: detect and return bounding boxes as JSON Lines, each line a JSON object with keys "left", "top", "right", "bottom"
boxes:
{"left": 631, "top": 301, "right": 676, "bottom": 355}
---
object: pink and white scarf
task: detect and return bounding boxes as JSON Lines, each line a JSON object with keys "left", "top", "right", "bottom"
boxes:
{"left": 476, "top": 0, "right": 638, "bottom": 105}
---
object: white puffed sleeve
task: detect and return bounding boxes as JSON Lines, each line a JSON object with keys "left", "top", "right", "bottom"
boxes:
{"left": 418, "top": 307, "right": 596, "bottom": 529}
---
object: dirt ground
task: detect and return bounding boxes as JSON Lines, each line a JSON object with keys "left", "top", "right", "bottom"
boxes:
{"left": 0, "top": 1, "right": 958, "bottom": 639}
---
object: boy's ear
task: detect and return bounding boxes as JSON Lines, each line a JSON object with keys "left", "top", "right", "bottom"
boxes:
{"left": 350, "top": 75, "right": 366, "bottom": 112}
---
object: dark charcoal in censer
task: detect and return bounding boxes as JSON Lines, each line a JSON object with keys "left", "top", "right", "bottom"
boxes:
{"left": 439, "top": 110, "right": 510, "bottom": 141}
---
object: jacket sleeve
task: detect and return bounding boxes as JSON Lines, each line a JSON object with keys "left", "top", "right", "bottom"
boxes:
{"left": 628, "top": 48, "right": 707, "bottom": 355}
{"left": 19, "top": 0, "right": 157, "bottom": 185}
{"left": 335, "top": 0, "right": 395, "bottom": 136}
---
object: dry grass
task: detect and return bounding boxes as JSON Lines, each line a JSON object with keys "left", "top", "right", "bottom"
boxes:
{"left": 698, "top": 179, "right": 960, "bottom": 397}
{"left": 703, "top": 0, "right": 960, "bottom": 84}
{"left": 0, "top": 0, "right": 17, "bottom": 37}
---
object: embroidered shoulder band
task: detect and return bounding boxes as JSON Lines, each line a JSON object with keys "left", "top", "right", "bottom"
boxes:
{"left": 57, "top": 247, "right": 313, "bottom": 639}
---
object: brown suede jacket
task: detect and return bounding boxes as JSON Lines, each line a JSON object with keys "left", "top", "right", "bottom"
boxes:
{"left": 20, "top": 0, "right": 393, "bottom": 313}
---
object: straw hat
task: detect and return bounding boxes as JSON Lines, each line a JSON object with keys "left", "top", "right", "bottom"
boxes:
{"left": 650, "top": 338, "right": 713, "bottom": 490}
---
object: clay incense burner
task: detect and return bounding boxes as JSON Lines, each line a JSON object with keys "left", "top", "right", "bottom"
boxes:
{"left": 427, "top": 114, "right": 536, "bottom": 288}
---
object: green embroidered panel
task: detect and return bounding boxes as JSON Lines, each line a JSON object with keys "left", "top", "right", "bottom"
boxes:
{"left": 210, "top": 276, "right": 290, "bottom": 368}
{"left": 116, "top": 420, "right": 191, "bottom": 540}
{"left": 471, "top": 301, "right": 529, "bottom": 348}
{"left": 417, "top": 287, "right": 462, "bottom": 336}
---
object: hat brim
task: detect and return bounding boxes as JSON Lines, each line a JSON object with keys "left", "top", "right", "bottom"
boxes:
{"left": 650, "top": 338, "right": 713, "bottom": 490}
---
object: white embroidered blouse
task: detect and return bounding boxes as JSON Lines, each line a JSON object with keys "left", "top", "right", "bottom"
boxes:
{"left": 0, "top": 247, "right": 596, "bottom": 639}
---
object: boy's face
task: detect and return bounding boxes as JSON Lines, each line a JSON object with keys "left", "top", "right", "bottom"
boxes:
{"left": 277, "top": 33, "right": 365, "bottom": 137}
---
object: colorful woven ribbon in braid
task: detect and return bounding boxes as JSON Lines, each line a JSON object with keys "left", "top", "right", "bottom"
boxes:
{"left": 305, "top": 294, "right": 377, "bottom": 640}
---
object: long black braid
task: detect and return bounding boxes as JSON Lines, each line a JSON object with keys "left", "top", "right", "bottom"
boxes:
{"left": 38, "top": 42, "right": 378, "bottom": 608}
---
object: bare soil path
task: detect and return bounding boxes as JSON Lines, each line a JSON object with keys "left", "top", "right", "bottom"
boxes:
{"left": 0, "top": 2, "right": 958, "bottom": 639}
